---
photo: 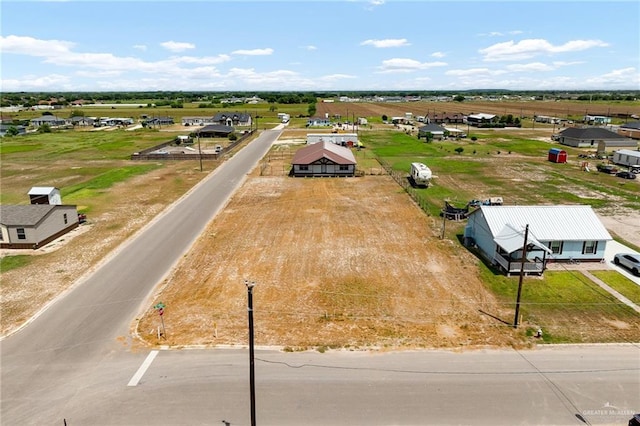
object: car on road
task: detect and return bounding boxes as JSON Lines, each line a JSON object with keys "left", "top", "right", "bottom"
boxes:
{"left": 613, "top": 253, "right": 640, "bottom": 276}
{"left": 615, "top": 171, "right": 637, "bottom": 179}
{"left": 629, "top": 165, "right": 640, "bottom": 174}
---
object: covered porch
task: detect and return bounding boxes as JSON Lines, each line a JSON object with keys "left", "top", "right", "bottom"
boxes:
{"left": 492, "top": 224, "right": 551, "bottom": 276}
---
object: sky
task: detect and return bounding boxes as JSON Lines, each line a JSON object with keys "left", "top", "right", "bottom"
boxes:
{"left": 1, "top": 0, "right": 639, "bottom": 92}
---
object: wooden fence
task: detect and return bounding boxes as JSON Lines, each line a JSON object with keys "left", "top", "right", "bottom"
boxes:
{"left": 130, "top": 130, "right": 254, "bottom": 161}
{"left": 377, "top": 158, "right": 432, "bottom": 216}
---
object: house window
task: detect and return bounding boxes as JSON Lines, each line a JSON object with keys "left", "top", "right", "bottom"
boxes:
{"left": 63, "top": 213, "right": 68, "bottom": 224}
{"left": 17, "top": 228, "right": 26, "bottom": 240}
{"left": 549, "top": 241, "right": 563, "bottom": 254}
{"left": 299, "top": 165, "right": 309, "bottom": 171}
{"left": 339, "top": 165, "right": 349, "bottom": 171}
{"left": 582, "top": 241, "right": 597, "bottom": 254}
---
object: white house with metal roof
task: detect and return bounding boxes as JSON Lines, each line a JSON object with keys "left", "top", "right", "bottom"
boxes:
{"left": 464, "top": 205, "right": 612, "bottom": 275}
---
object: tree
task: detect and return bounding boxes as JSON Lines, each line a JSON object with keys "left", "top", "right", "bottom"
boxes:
{"left": 454, "top": 147, "right": 464, "bottom": 154}
{"left": 307, "top": 103, "right": 317, "bottom": 117}
{"left": 382, "top": 114, "right": 388, "bottom": 122}
{"left": 5, "top": 126, "right": 20, "bottom": 137}
{"left": 453, "top": 95, "right": 465, "bottom": 102}
{"left": 38, "top": 124, "right": 52, "bottom": 133}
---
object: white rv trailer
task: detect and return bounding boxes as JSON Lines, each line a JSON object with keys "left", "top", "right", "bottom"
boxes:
{"left": 410, "top": 162, "right": 432, "bottom": 187}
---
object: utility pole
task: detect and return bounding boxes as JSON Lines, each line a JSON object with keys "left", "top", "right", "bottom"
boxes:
{"left": 513, "top": 224, "right": 529, "bottom": 329}
{"left": 197, "top": 131, "right": 203, "bottom": 172}
{"left": 245, "top": 280, "right": 257, "bottom": 426}
{"left": 441, "top": 201, "right": 446, "bottom": 239}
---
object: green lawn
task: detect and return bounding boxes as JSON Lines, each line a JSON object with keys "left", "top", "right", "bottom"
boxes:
{"left": 590, "top": 270, "right": 640, "bottom": 303}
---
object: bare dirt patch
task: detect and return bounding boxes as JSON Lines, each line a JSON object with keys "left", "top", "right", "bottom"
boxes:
{"left": 136, "top": 174, "right": 520, "bottom": 350}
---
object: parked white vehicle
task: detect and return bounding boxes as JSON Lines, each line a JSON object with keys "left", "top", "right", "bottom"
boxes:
{"left": 410, "top": 162, "right": 432, "bottom": 187}
{"left": 613, "top": 253, "right": 640, "bottom": 276}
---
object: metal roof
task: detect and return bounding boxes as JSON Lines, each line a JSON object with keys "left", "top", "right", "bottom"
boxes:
{"left": 28, "top": 186, "right": 59, "bottom": 195}
{"left": 493, "top": 223, "right": 552, "bottom": 254}
{"left": 292, "top": 141, "right": 356, "bottom": 165}
{"left": 473, "top": 205, "right": 612, "bottom": 242}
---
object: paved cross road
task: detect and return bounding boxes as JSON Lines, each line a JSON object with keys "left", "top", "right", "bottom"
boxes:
{"left": 1, "top": 128, "right": 639, "bottom": 425}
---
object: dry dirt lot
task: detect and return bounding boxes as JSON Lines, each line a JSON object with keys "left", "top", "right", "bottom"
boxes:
{"left": 136, "top": 173, "right": 523, "bottom": 350}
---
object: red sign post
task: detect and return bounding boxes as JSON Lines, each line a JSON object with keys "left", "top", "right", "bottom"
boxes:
{"left": 154, "top": 302, "right": 166, "bottom": 338}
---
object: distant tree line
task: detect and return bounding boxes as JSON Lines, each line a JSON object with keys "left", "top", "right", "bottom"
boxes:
{"left": 1, "top": 90, "right": 638, "bottom": 108}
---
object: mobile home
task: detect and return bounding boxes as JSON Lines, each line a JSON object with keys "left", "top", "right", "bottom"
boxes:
{"left": 612, "top": 149, "right": 640, "bottom": 167}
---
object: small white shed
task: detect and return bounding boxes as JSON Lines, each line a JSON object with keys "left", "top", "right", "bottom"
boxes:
{"left": 28, "top": 187, "right": 62, "bottom": 205}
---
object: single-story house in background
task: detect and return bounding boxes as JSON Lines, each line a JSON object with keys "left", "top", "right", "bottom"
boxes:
{"left": 291, "top": 141, "right": 356, "bottom": 177}
{"left": 418, "top": 123, "right": 446, "bottom": 140}
{"left": 70, "top": 116, "right": 95, "bottom": 127}
{"left": 30, "top": 115, "right": 68, "bottom": 127}
{"left": 424, "top": 112, "right": 465, "bottom": 124}
{"left": 464, "top": 205, "right": 612, "bottom": 275}
{"left": 0, "top": 124, "right": 27, "bottom": 137}
{"left": 618, "top": 121, "right": 640, "bottom": 140}
{"left": 0, "top": 204, "right": 80, "bottom": 249}
{"left": 143, "top": 117, "right": 174, "bottom": 127}
{"left": 584, "top": 115, "right": 611, "bottom": 125}
{"left": 557, "top": 127, "right": 637, "bottom": 150}
{"left": 181, "top": 116, "right": 212, "bottom": 126}
{"left": 465, "top": 113, "right": 497, "bottom": 126}
{"left": 197, "top": 124, "right": 234, "bottom": 138}
{"left": 306, "top": 133, "right": 359, "bottom": 146}
{"left": 211, "top": 112, "right": 252, "bottom": 127}
{"left": 307, "top": 117, "right": 332, "bottom": 127}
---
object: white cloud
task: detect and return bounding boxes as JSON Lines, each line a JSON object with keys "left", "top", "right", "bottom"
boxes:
{"left": 0, "top": 35, "right": 74, "bottom": 56}
{"left": 160, "top": 41, "right": 195, "bottom": 52}
{"left": 319, "top": 74, "right": 356, "bottom": 82}
{"left": 584, "top": 67, "right": 640, "bottom": 88}
{"left": 445, "top": 68, "right": 507, "bottom": 77}
{"left": 431, "top": 51, "right": 445, "bottom": 58}
{"left": 480, "top": 38, "right": 609, "bottom": 62}
{"left": 364, "top": 0, "right": 385, "bottom": 10}
{"left": 1, "top": 73, "right": 71, "bottom": 91}
{"left": 231, "top": 48, "right": 274, "bottom": 56}
{"left": 305, "top": 45, "right": 317, "bottom": 51}
{"left": 377, "top": 58, "right": 447, "bottom": 73}
{"left": 506, "top": 62, "right": 555, "bottom": 72}
{"left": 361, "top": 38, "right": 410, "bottom": 48}
{"left": 133, "top": 44, "right": 147, "bottom": 51}
{"left": 505, "top": 61, "right": 583, "bottom": 73}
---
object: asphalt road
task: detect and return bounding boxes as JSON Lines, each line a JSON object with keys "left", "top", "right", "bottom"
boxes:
{"left": 0, "top": 127, "right": 283, "bottom": 424}
{"left": 1, "top": 127, "right": 639, "bottom": 425}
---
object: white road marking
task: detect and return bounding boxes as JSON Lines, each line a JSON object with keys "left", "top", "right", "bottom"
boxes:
{"left": 127, "top": 350, "right": 159, "bottom": 386}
